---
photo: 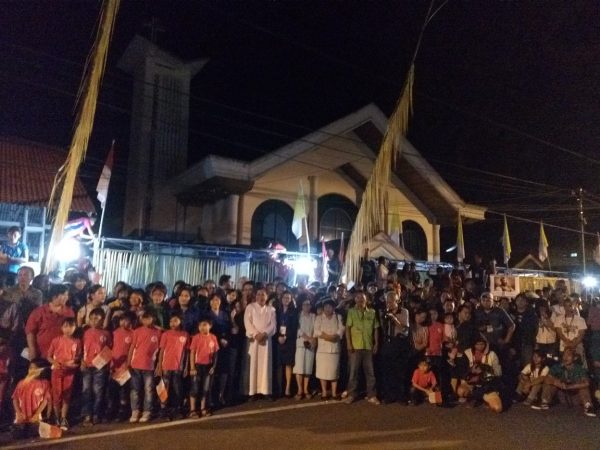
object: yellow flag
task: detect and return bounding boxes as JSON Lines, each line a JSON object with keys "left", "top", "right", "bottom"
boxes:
{"left": 538, "top": 221, "right": 549, "bottom": 262}
{"left": 502, "top": 215, "right": 512, "bottom": 265}
{"left": 456, "top": 213, "right": 465, "bottom": 263}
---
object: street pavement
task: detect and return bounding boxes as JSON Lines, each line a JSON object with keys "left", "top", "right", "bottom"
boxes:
{"left": 1, "top": 397, "right": 599, "bottom": 450}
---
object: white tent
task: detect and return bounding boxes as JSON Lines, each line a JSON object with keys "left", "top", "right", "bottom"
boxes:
{"left": 367, "top": 231, "right": 413, "bottom": 261}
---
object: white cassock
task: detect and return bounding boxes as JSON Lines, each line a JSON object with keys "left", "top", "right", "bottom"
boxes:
{"left": 244, "top": 302, "right": 277, "bottom": 395}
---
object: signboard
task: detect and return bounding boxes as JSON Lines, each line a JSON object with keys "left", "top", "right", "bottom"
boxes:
{"left": 489, "top": 275, "right": 520, "bottom": 298}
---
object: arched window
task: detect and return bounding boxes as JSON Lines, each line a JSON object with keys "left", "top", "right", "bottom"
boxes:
{"left": 402, "top": 220, "right": 427, "bottom": 260}
{"left": 318, "top": 194, "right": 357, "bottom": 241}
{"left": 251, "top": 200, "right": 296, "bottom": 250}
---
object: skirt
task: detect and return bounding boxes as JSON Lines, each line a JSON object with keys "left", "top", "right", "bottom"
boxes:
{"left": 316, "top": 352, "right": 340, "bottom": 381}
{"left": 293, "top": 346, "right": 315, "bottom": 375}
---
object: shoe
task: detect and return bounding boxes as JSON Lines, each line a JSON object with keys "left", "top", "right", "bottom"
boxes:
{"left": 139, "top": 411, "right": 151, "bottom": 423}
{"left": 294, "top": 394, "right": 304, "bottom": 401}
{"left": 367, "top": 397, "right": 381, "bottom": 405}
{"left": 531, "top": 403, "right": 549, "bottom": 410}
{"left": 344, "top": 396, "right": 355, "bottom": 404}
{"left": 82, "top": 416, "right": 93, "bottom": 427}
{"left": 129, "top": 411, "right": 140, "bottom": 423}
{"left": 321, "top": 395, "right": 330, "bottom": 402}
{"left": 331, "top": 395, "right": 341, "bottom": 401}
{"left": 340, "top": 391, "right": 348, "bottom": 399}
{"left": 248, "top": 395, "right": 258, "bottom": 402}
{"left": 59, "top": 418, "right": 69, "bottom": 431}
{"left": 523, "top": 399, "right": 532, "bottom": 406}
{"left": 187, "top": 411, "right": 199, "bottom": 419}
{"left": 584, "top": 403, "right": 596, "bottom": 417}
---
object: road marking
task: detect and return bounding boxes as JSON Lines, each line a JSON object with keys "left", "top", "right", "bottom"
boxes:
{"left": 3, "top": 401, "right": 342, "bottom": 449}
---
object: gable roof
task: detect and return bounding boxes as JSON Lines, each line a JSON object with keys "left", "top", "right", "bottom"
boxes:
{"left": 0, "top": 136, "right": 95, "bottom": 212}
{"left": 171, "top": 104, "right": 486, "bottom": 225}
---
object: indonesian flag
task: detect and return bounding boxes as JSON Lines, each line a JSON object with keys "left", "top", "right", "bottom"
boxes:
{"left": 538, "top": 221, "right": 549, "bottom": 262}
{"left": 96, "top": 141, "right": 114, "bottom": 208}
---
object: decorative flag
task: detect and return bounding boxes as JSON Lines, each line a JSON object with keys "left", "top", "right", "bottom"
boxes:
{"left": 96, "top": 141, "right": 114, "bottom": 208}
{"left": 156, "top": 379, "right": 168, "bottom": 403}
{"left": 593, "top": 233, "right": 600, "bottom": 265}
{"left": 389, "top": 213, "right": 401, "bottom": 247}
{"left": 502, "top": 214, "right": 512, "bottom": 265}
{"left": 538, "top": 221, "right": 549, "bottom": 262}
{"left": 91, "top": 346, "right": 112, "bottom": 370}
{"left": 456, "top": 213, "right": 465, "bottom": 263}
{"left": 321, "top": 236, "right": 328, "bottom": 282}
{"left": 291, "top": 182, "right": 306, "bottom": 240}
{"left": 338, "top": 232, "right": 345, "bottom": 267}
{"left": 39, "top": 421, "right": 62, "bottom": 439}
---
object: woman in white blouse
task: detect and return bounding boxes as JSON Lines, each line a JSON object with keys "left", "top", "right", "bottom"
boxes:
{"left": 314, "top": 298, "right": 345, "bottom": 400}
{"left": 293, "top": 298, "right": 316, "bottom": 399}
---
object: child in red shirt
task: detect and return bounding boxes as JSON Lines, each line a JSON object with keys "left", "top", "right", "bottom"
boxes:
{"left": 411, "top": 359, "right": 439, "bottom": 405}
{"left": 107, "top": 313, "right": 134, "bottom": 421}
{"left": 127, "top": 312, "right": 162, "bottom": 423}
{"left": 188, "top": 319, "right": 219, "bottom": 418}
{"left": 12, "top": 360, "right": 51, "bottom": 440}
{"left": 47, "top": 317, "right": 81, "bottom": 430}
{"left": 156, "top": 313, "right": 189, "bottom": 419}
{"left": 81, "top": 308, "right": 112, "bottom": 426}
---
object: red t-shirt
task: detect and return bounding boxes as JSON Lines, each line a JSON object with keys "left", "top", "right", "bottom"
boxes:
{"left": 112, "top": 327, "right": 133, "bottom": 371}
{"left": 426, "top": 322, "right": 444, "bottom": 357}
{"left": 412, "top": 368, "right": 437, "bottom": 389}
{"left": 189, "top": 333, "right": 219, "bottom": 365}
{"left": 130, "top": 326, "right": 162, "bottom": 370}
{"left": 83, "top": 328, "right": 112, "bottom": 367}
{"left": 12, "top": 378, "right": 51, "bottom": 420}
{"left": 25, "top": 304, "right": 75, "bottom": 359}
{"left": 159, "top": 330, "right": 189, "bottom": 371}
{"left": 47, "top": 335, "right": 82, "bottom": 366}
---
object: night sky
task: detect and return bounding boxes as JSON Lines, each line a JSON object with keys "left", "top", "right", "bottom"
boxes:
{"left": 1, "top": 1, "right": 599, "bottom": 267}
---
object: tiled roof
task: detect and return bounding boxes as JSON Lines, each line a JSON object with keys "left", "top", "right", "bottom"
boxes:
{"left": 0, "top": 136, "right": 95, "bottom": 212}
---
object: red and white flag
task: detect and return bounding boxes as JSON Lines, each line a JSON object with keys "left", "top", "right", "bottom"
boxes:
{"left": 96, "top": 141, "right": 114, "bottom": 208}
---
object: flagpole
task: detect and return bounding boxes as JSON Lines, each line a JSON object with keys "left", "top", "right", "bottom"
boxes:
{"left": 303, "top": 215, "right": 311, "bottom": 257}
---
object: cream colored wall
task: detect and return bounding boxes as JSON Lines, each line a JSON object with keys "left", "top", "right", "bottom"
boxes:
{"left": 236, "top": 164, "right": 440, "bottom": 261}
{"left": 385, "top": 187, "right": 435, "bottom": 260}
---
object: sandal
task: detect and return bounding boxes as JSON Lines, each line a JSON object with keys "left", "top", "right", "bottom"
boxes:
{"left": 294, "top": 394, "right": 304, "bottom": 401}
{"left": 187, "top": 411, "right": 199, "bottom": 419}
{"left": 201, "top": 409, "right": 212, "bottom": 417}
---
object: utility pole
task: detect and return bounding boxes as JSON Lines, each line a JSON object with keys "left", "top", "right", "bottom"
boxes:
{"left": 575, "top": 188, "right": 587, "bottom": 275}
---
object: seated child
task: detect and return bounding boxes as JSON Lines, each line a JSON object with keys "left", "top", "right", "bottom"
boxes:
{"left": 12, "top": 360, "right": 51, "bottom": 440}
{"left": 516, "top": 350, "right": 548, "bottom": 406}
{"left": 411, "top": 359, "right": 440, "bottom": 405}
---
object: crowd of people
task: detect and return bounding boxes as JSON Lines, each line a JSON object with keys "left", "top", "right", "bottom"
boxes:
{"left": 1, "top": 251, "right": 600, "bottom": 441}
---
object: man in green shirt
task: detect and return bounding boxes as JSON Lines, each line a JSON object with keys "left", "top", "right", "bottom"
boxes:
{"left": 533, "top": 348, "right": 595, "bottom": 416}
{"left": 344, "top": 291, "right": 380, "bottom": 404}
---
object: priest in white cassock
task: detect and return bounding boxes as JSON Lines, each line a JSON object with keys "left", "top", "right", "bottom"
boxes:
{"left": 244, "top": 288, "right": 277, "bottom": 397}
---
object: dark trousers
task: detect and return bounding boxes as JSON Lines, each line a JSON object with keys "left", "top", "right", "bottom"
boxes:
{"left": 130, "top": 369, "right": 155, "bottom": 413}
{"left": 162, "top": 370, "right": 183, "bottom": 411}
{"left": 106, "top": 377, "right": 130, "bottom": 416}
{"left": 380, "top": 337, "right": 410, "bottom": 402}
{"left": 191, "top": 364, "right": 213, "bottom": 404}
{"left": 81, "top": 367, "right": 108, "bottom": 418}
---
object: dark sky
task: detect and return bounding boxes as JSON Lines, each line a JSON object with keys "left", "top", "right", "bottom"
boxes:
{"left": 1, "top": 1, "right": 599, "bottom": 266}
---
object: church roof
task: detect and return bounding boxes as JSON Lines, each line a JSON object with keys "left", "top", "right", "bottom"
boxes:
{"left": 171, "top": 104, "right": 486, "bottom": 226}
